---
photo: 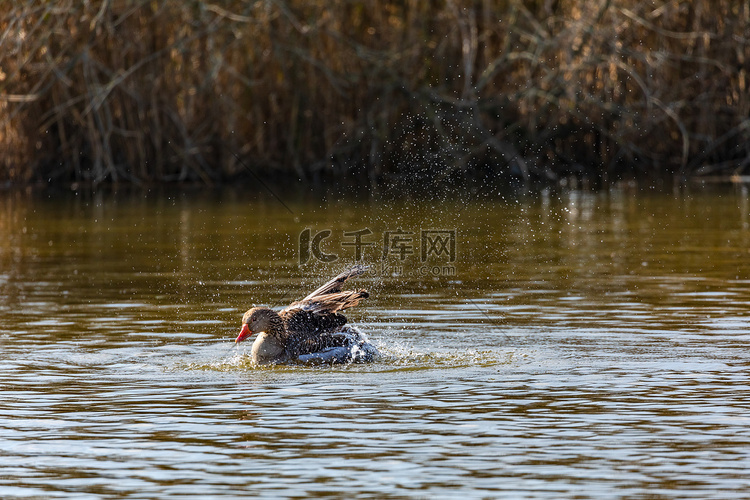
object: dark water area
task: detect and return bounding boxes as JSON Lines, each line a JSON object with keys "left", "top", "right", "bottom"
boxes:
{"left": 1, "top": 186, "right": 749, "bottom": 498}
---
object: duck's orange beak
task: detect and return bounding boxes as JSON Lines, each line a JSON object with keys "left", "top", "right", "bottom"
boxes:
{"left": 235, "top": 324, "right": 253, "bottom": 344}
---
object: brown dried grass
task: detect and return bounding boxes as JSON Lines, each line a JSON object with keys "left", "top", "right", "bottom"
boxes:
{"left": 1, "top": 0, "right": 748, "bottom": 186}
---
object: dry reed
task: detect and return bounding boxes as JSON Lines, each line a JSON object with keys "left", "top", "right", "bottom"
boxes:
{"left": 1, "top": 0, "right": 748, "bottom": 187}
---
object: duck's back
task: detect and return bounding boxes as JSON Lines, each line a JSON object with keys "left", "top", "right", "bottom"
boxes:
{"left": 275, "top": 265, "right": 370, "bottom": 359}
{"left": 280, "top": 308, "right": 349, "bottom": 356}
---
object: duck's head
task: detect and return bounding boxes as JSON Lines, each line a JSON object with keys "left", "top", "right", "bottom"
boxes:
{"left": 235, "top": 307, "right": 278, "bottom": 344}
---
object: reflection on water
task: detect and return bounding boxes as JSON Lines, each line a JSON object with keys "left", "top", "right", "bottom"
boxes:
{"left": 1, "top": 186, "right": 750, "bottom": 498}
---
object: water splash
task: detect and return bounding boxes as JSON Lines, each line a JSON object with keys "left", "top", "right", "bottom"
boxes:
{"left": 176, "top": 339, "right": 516, "bottom": 373}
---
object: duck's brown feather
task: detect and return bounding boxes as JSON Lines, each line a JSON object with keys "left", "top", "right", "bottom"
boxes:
{"left": 299, "top": 264, "right": 368, "bottom": 302}
{"left": 284, "top": 289, "right": 369, "bottom": 314}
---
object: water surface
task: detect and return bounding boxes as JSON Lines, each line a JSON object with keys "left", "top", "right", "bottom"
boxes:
{"left": 1, "top": 186, "right": 749, "bottom": 498}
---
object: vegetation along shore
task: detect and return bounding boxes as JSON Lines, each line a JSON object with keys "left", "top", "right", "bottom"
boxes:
{"left": 1, "top": 1, "right": 748, "bottom": 188}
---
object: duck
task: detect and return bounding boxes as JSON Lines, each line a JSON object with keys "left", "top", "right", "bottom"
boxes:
{"left": 235, "top": 265, "right": 378, "bottom": 365}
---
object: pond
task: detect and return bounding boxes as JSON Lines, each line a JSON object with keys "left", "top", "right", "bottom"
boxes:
{"left": 1, "top": 185, "right": 749, "bottom": 498}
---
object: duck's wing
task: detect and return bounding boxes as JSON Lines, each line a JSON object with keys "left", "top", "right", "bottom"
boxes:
{"left": 280, "top": 308, "right": 347, "bottom": 335}
{"left": 282, "top": 265, "right": 370, "bottom": 314}
{"left": 300, "top": 265, "right": 368, "bottom": 301}
{"left": 285, "top": 289, "right": 369, "bottom": 314}
{"left": 280, "top": 308, "right": 351, "bottom": 356}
